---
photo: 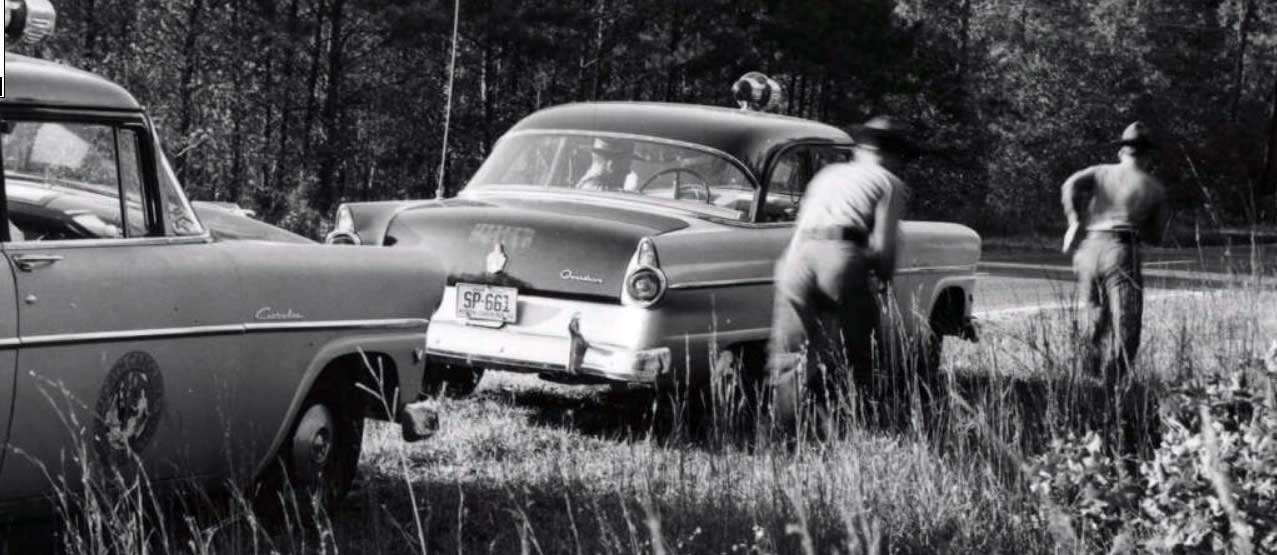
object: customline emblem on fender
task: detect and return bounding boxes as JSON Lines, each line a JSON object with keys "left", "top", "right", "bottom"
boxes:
{"left": 254, "top": 307, "right": 305, "bottom": 321}
{"left": 560, "top": 269, "right": 604, "bottom": 285}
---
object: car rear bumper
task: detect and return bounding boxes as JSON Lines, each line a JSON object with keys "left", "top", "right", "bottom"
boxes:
{"left": 425, "top": 287, "right": 672, "bottom": 384}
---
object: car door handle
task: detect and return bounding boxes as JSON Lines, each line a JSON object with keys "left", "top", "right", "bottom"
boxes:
{"left": 12, "top": 253, "right": 64, "bottom": 271}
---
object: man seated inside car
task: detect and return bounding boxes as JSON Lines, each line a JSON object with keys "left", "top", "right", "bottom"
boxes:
{"left": 574, "top": 138, "right": 640, "bottom": 191}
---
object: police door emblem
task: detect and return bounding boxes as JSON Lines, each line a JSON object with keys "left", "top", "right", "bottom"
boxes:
{"left": 486, "top": 242, "right": 508, "bottom": 274}
{"left": 93, "top": 351, "right": 165, "bottom": 466}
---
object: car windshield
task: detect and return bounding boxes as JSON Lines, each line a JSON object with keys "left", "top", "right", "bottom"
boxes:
{"left": 467, "top": 133, "right": 755, "bottom": 221}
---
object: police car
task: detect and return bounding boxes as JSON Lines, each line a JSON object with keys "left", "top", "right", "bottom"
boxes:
{"left": 0, "top": 0, "right": 444, "bottom": 513}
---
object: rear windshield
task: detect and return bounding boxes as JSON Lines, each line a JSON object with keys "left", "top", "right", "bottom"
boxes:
{"left": 467, "top": 132, "right": 754, "bottom": 221}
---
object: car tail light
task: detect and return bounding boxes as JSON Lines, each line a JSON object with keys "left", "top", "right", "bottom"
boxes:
{"left": 324, "top": 205, "right": 362, "bottom": 245}
{"left": 5, "top": 0, "right": 56, "bottom": 44}
{"left": 622, "top": 238, "right": 666, "bottom": 308}
{"left": 626, "top": 268, "right": 662, "bottom": 301}
{"left": 636, "top": 237, "right": 659, "bottom": 267}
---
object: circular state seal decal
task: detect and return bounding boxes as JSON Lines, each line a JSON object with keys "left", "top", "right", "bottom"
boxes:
{"left": 93, "top": 351, "right": 165, "bottom": 467}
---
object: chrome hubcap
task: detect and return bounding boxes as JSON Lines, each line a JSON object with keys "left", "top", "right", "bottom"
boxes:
{"left": 309, "top": 427, "right": 332, "bottom": 465}
{"left": 292, "top": 404, "right": 336, "bottom": 484}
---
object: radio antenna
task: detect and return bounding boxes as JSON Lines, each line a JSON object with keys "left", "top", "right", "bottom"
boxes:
{"left": 435, "top": 0, "right": 460, "bottom": 200}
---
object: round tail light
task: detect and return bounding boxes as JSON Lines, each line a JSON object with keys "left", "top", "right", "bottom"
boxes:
{"left": 626, "top": 268, "right": 664, "bottom": 303}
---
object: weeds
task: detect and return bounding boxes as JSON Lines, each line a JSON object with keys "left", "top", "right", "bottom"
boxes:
{"left": 1, "top": 274, "right": 1274, "bottom": 554}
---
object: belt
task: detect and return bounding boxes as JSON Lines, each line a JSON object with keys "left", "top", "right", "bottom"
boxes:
{"left": 1087, "top": 228, "right": 1139, "bottom": 240}
{"left": 799, "top": 226, "right": 868, "bottom": 244}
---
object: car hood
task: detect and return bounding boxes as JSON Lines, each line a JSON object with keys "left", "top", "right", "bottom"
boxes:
{"left": 386, "top": 195, "right": 690, "bottom": 301}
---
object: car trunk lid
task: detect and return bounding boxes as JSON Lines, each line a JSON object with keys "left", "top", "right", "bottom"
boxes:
{"left": 386, "top": 197, "right": 688, "bottom": 301}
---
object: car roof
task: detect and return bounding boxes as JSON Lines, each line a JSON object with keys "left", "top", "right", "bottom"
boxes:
{"left": 508, "top": 102, "right": 850, "bottom": 179}
{"left": 1, "top": 53, "right": 142, "bottom": 111}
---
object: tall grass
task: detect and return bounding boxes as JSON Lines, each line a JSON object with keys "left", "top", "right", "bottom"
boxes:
{"left": 2, "top": 273, "right": 1274, "bottom": 554}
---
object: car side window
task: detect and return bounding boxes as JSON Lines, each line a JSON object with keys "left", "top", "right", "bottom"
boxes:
{"left": 2, "top": 121, "right": 143, "bottom": 241}
{"left": 760, "top": 145, "right": 849, "bottom": 223}
{"left": 117, "top": 128, "right": 149, "bottom": 237}
{"left": 155, "top": 148, "right": 204, "bottom": 237}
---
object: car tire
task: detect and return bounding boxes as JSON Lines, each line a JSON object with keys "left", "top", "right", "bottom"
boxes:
{"left": 420, "top": 363, "right": 484, "bottom": 398}
{"left": 282, "top": 381, "right": 364, "bottom": 506}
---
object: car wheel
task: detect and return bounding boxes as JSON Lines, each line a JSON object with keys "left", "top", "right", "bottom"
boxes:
{"left": 285, "top": 383, "right": 364, "bottom": 505}
{"left": 421, "top": 363, "right": 484, "bottom": 398}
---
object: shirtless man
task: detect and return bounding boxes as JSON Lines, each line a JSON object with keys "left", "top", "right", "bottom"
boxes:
{"left": 769, "top": 116, "right": 911, "bottom": 435}
{"left": 1061, "top": 121, "right": 1172, "bottom": 389}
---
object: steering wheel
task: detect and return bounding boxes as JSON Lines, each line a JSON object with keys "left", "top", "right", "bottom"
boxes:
{"left": 637, "top": 168, "right": 711, "bottom": 202}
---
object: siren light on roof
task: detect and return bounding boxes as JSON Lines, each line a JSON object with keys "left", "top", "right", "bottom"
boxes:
{"left": 732, "top": 72, "right": 783, "bottom": 113}
{"left": 4, "top": 0, "right": 56, "bottom": 45}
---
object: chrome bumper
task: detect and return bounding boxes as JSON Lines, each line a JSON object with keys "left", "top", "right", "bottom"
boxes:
{"left": 425, "top": 287, "right": 672, "bottom": 384}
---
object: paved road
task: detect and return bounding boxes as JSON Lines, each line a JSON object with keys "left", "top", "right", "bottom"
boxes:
{"left": 975, "top": 242, "right": 1275, "bottom": 317}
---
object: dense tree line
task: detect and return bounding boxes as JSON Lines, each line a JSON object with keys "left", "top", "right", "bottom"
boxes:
{"left": 14, "top": 0, "right": 1277, "bottom": 237}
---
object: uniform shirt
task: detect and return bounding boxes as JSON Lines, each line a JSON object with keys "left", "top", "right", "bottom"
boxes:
{"left": 1061, "top": 161, "right": 1171, "bottom": 241}
{"left": 795, "top": 160, "right": 905, "bottom": 233}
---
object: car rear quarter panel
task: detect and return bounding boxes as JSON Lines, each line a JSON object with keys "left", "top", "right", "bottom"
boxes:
{"left": 346, "top": 200, "right": 437, "bottom": 246}
{"left": 648, "top": 220, "right": 979, "bottom": 383}
{"left": 214, "top": 242, "right": 444, "bottom": 474}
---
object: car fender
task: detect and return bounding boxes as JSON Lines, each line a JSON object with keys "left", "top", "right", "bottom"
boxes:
{"left": 331, "top": 200, "right": 437, "bottom": 246}
{"left": 252, "top": 331, "right": 425, "bottom": 480}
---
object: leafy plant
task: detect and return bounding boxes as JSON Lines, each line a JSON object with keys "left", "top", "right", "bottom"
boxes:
{"left": 1030, "top": 341, "right": 1277, "bottom": 554}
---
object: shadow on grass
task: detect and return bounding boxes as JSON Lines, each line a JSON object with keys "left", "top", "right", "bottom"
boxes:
{"left": 484, "top": 364, "right": 1163, "bottom": 466}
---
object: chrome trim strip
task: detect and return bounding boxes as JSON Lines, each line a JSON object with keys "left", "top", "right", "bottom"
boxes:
{"left": 22, "top": 324, "right": 244, "bottom": 347}
{"left": 668, "top": 265, "right": 975, "bottom": 290}
{"left": 896, "top": 264, "right": 978, "bottom": 275}
{"left": 428, "top": 348, "right": 573, "bottom": 374}
{"left": 4, "top": 234, "right": 214, "bottom": 250}
{"left": 668, "top": 277, "right": 774, "bottom": 290}
{"left": 7, "top": 318, "right": 430, "bottom": 348}
{"left": 501, "top": 129, "right": 760, "bottom": 189}
{"left": 244, "top": 318, "right": 430, "bottom": 332}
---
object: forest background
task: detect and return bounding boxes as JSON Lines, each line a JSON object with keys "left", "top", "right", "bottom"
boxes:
{"left": 14, "top": 0, "right": 1277, "bottom": 238}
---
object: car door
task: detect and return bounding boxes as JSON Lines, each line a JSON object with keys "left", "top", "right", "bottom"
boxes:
{"left": 681, "top": 143, "right": 854, "bottom": 340}
{"left": 0, "top": 115, "right": 244, "bottom": 502}
{"left": 0, "top": 251, "right": 16, "bottom": 482}
{"left": 752, "top": 142, "right": 919, "bottom": 348}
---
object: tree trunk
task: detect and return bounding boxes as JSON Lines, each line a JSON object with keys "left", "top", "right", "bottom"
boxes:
{"left": 481, "top": 9, "right": 493, "bottom": 154}
{"left": 1261, "top": 68, "right": 1277, "bottom": 197}
{"left": 84, "top": 0, "right": 98, "bottom": 65}
{"left": 302, "top": 0, "right": 325, "bottom": 159}
{"left": 591, "top": 0, "right": 606, "bottom": 100}
{"left": 230, "top": 0, "right": 245, "bottom": 203}
{"left": 664, "top": 3, "right": 681, "bottom": 102}
{"left": 174, "top": 0, "right": 206, "bottom": 180}
{"left": 275, "top": 0, "right": 302, "bottom": 195}
{"left": 1229, "top": 0, "right": 1253, "bottom": 123}
{"left": 958, "top": 0, "right": 971, "bottom": 102}
{"left": 316, "top": 0, "right": 346, "bottom": 212}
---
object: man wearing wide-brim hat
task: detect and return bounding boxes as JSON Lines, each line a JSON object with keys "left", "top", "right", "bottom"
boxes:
{"left": 1060, "top": 121, "right": 1172, "bottom": 450}
{"left": 769, "top": 115, "right": 912, "bottom": 436}
{"left": 575, "top": 137, "right": 642, "bottom": 191}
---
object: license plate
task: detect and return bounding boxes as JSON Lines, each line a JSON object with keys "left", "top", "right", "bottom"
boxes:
{"left": 456, "top": 283, "right": 518, "bottom": 323}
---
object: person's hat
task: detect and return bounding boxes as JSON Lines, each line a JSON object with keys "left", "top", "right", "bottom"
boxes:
{"left": 587, "top": 138, "right": 644, "bottom": 160}
{"left": 1115, "top": 121, "right": 1156, "bottom": 149}
{"left": 850, "top": 115, "right": 919, "bottom": 157}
